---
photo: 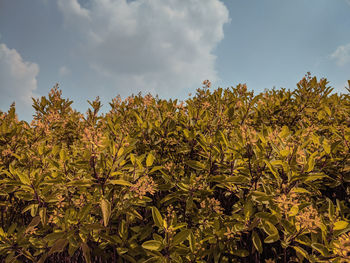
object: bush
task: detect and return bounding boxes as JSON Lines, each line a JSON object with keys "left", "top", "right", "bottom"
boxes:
{"left": 0, "top": 74, "right": 349, "bottom": 262}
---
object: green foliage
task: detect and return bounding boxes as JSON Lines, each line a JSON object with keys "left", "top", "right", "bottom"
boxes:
{"left": 0, "top": 75, "right": 350, "bottom": 262}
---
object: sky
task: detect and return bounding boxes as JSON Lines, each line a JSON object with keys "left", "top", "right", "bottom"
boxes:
{"left": 0, "top": 0, "right": 349, "bottom": 122}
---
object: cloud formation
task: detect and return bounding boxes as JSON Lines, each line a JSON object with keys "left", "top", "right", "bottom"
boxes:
{"left": 331, "top": 43, "right": 350, "bottom": 67}
{"left": 57, "top": 0, "right": 230, "bottom": 96}
{"left": 0, "top": 43, "right": 39, "bottom": 112}
{"left": 59, "top": 66, "right": 71, "bottom": 76}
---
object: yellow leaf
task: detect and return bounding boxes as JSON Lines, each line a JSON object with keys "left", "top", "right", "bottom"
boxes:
{"left": 146, "top": 152, "right": 155, "bottom": 167}
{"left": 100, "top": 198, "right": 111, "bottom": 227}
{"left": 333, "top": 221, "right": 349, "bottom": 231}
{"left": 288, "top": 205, "right": 299, "bottom": 217}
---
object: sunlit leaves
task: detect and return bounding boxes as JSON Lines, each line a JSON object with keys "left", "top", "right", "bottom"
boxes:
{"left": 172, "top": 229, "right": 191, "bottom": 246}
{"left": 151, "top": 206, "right": 163, "bottom": 229}
{"left": 333, "top": 221, "right": 349, "bottom": 231}
{"left": 0, "top": 76, "right": 350, "bottom": 262}
{"left": 146, "top": 152, "right": 155, "bottom": 167}
{"left": 142, "top": 240, "right": 162, "bottom": 251}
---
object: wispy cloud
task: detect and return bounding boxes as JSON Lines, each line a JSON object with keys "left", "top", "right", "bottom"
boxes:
{"left": 331, "top": 43, "right": 350, "bottom": 67}
{"left": 0, "top": 43, "right": 39, "bottom": 112}
{"left": 57, "top": 0, "right": 230, "bottom": 96}
{"left": 59, "top": 66, "right": 71, "bottom": 76}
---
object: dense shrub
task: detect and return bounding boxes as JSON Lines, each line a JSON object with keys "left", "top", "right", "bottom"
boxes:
{"left": 0, "top": 74, "right": 350, "bottom": 262}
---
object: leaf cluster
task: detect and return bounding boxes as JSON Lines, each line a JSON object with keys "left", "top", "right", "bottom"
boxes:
{"left": 0, "top": 76, "right": 350, "bottom": 262}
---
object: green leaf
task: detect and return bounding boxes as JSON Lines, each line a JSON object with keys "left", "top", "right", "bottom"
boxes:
{"left": 293, "top": 246, "right": 309, "bottom": 260}
{"left": 189, "top": 231, "right": 195, "bottom": 253}
{"left": 172, "top": 229, "right": 191, "bottom": 246}
{"left": 132, "top": 111, "right": 143, "bottom": 125}
{"left": 67, "top": 179, "right": 93, "bottom": 187}
{"left": 109, "top": 179, "right": 132, "bottom": 187}
{"left": 263, "top": 160, "right": 279, "bottom": 180}
{"left": 81, "top": 242, "right": 91, "bottom": 263}
{"left": 185, "top": 160, "right": 206, "bottom": 170}
{"left": 257, "top": 132, "right": 267, "bottom": 144}
{"left": 183, "top": 129, "right": 190, "bottom": 139}
{"left": 142, "top": 240, "right": 162, "bottom": 251}
{"left": 27, "top": 216, "right": 41, "bottom": 228}
{"left": 261, "top": 220, "right": 278, "bottom": 236}
{"left": 324, "top": 106, "right": 331, "bottom": 116}
{"left": 44, "top": 231, "right": 66, "bottom": 241}
{"left": 39, "top": 207, "right": 47, "bottom": 226}
{"left": 252, "top": 231, "right": 263, "bottom": 253}
{"left": 292, "top": 187, "right": 311, "bottom": 194}
{"left": 117, "top": 247, "right": 128, "bottom": 256}
{"left": 243, "top": 200, "right": 254, "bottom": 220}
{"left": 146, "top": 152, "right": 155, "bottom": 167}
{"left": 100, "top": 198, "right": 111, "bottom": 227}
{"left": 279, "top": 126, "right": 290, "bottom": 139}
{"left": 48, "top": 239, "right": 68, "bottom": 255}
{"left": 37, "top": 253, "right": 48, "bottom": 263}
{"left": 323, "top": 139, "right": 331, "bottom": 154}
{"left": 151, "top": 207, "right": 163, "bottom": 228}
{"left": 117, "top": 147, "right": 124, "bottom": 158}
{"left": 288, "top": 205, "right": 299, "bottom": 217}
{"left": 311, "top": 243, "right": 329, "bottom": 256}
{"left": 304, "top": 173, "right": 328, "bottom": 182}
{"left": 264, "top": 233, "right": 279, "bottom": 243}
{"left": 220, "top": 131, "right": 229, "bottom": 147}
{"left": 59, "top": 148, "right": 67, "bottom": 162}
{"left": 280, "top": 149, "right": 289, "bottom": 157}
{"left": 231, "top": 249, "right": 249, "bottom": 257}
{"left": 305, "top": 152, "right": 317, "bottom": 172}
{"left": 17, "top": 171, "right": 31, "bottom": 185}
{"left": 149, "top": 166, "right": 163, "bottom": 174}
{"left": 327, "top": 198, "right": 335, "bottom": 219}
{"left": 333, "top": 221, "right": 349, "bottom": 230}
{"left": 79, "top": 204, "right": 92, "bottom": 221}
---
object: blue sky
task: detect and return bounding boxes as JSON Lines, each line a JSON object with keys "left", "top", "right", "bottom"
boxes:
{"left": 0, "top": 0, "right": 349, "bottom": 122}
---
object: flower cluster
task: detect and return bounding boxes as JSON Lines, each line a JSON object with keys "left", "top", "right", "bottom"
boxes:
{"left": 200, "top": 197, "right": 224, "bottom": 214}
{"left": 190, "top": 174, "right": 206, "bottom": 192}
{"left": 274, "top": 191, "right": 300, "bottom": 215}
{"left": 164, "top": 161, "right": 175, "bottom": 172}
{"left": 130, "top": 175, "right": 157, "bottom": 199}
{"left": 48, "top": 209, "right": 64, "bottom": 224}
{"left": 202, "top": 80, "right": 211, "bottom": 89}
{"left": 198, "top": 218, "right": 214, "bottom": 231}
{"left": 73, "top": 194, "right": 85, "bottom": 208}
{"left": 166, "top": 204, "right": 176, "bottom": 223}
{"left": 48, "top": 86, "right": 62, "bottom": 103}
{"left": 56, "top": 194, "right": 66, "bottom": 209}
{"left": 295, "top": 206, "right": 322, "bottom": 233}
{"left": 175, "top": 101, "right": 185, "bottom": 110}
{"left": 111, "top": 95, "right": 122, "bottom": 108}
{"left": 202, "top": 101, "right": 211, "bottom": 110}
{"left": 82, "top": 126, "right": 104, "bottom": 150}
{"left": 143, "top": 94, "right": 154, "bottom": 107}
{"left": 240, "top": 124, "right": 258, "bottom": 144}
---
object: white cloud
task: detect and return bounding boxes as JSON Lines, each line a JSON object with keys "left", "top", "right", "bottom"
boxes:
{"left": 331, "top": 43, "right": 350, "bottom": 67}
{"left": 59, "top": 66, "right": 71, "bottom": 76}
{"left": 57, "top": 0, "right": 230, "bottom": 96}
{"left": 0, "top": 43, "right": 39, "bottom": 111}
